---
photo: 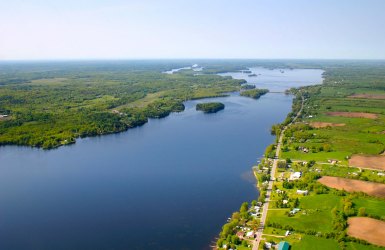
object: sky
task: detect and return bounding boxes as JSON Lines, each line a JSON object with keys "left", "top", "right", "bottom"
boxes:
{"left": 1, "top": 0, "right": 384, "bottom": 60}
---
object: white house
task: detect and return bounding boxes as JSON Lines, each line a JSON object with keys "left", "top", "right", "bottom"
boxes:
{"left": 289, "top": 172, "right": 302, "bottom": 181}
{"left": 246, "top": 231, "right": 254, "bottom": 237}
{"left": 265, "top": 242, "right": 272, "bottom": 249}
{"left": 297, "top": 189, "right": 308, "bottom": 195}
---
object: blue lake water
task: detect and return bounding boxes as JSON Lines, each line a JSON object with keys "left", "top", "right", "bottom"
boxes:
{"left": 0, "top": 68, "right": 323, "bottom": 249}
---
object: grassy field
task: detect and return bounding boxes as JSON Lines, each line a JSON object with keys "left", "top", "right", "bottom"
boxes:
{"left": 291, "top": 235, "right": 385, "bottom": 250}
{"left": 346, "top": 242, "right": 385, "bottom": 250}
{"left": 291, "top": 235, "right": 341, "bottom": 250}
{"left": 267, "top": 194, "right": 340, "bottom": 233}
{"left": 353, "top": 197, "right": 385, "bottom": 219}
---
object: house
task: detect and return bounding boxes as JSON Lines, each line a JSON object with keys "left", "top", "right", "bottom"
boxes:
{"left": 246, "top": 231, "right": 254, "bottom": 237}
{"left": 282, "top": 199, "right": 288, "bottom": 204}
{"left": 290, "top": 208, "right": 301, "bottom": 214}
{"left": 289, "top": 172, "right": 302, "bottom": 181}
{"left": 285, "top": 230, "right": 290, "bottom": 236}
{"left": 328, "top": 159, "right": 338, "bottom": 164}
{"left": 264, "top": 242, "right": 272, "bottom": 249}
{"left": 278, "top": 241, "right": 290, "bottom": 250}
{"left": 297, "top": 189, "right": 308, "bottom": 195}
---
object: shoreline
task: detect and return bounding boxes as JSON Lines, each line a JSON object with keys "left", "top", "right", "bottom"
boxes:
{"left": 252, "top": 94, "right": 304, "bottom": 249}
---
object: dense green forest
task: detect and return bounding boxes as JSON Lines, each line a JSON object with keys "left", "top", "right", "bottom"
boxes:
{"left": 196, "top": 102, "right": 225, "bottom": 113}
{"left": 240, "top": 88, "right": 269, "bottom": 99}
{"left": 0, "top": 61, "right": 247, "bottom": 148}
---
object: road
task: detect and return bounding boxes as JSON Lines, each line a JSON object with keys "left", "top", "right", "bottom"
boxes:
{"left": 253, "top": 94, "right": 304, "bottom": 250}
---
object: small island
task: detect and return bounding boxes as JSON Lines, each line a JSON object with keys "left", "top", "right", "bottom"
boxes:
{"left": 196, "top": 102, "right": 225, "bottom": 113}
{"left": 241, "top": 84, "right": 256, "bottom": 90}
{"left": 240, "top": 88, "right": 269, "bottom": 99}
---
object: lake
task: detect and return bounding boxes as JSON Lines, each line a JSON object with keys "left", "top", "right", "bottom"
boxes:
{"left": 0, "top": 67, "right": 323, "bottom": 249}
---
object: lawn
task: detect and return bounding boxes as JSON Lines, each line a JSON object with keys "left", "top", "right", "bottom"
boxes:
{"left": 291, "top": 235, "right": 340, "bottom": 250}
{"left": 299, "top": 193, "right": 341, "bottom": 209}
{"left": 266, "top": 208, "right": 334, "bottom": 233}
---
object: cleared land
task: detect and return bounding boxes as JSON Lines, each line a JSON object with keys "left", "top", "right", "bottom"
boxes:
{"left": 349, "top": 155, "right": 385, "bottom": 170}
{"left": 309, "top": 122, "right": 345, "bottom": 128}
{"left": 318, "top": 176, "right": 385, "bottom": 198}
{"left": 348, "top": 94, "right": 385, "bottom": 99}
{"left": 347, "top": 217, "right": 385, "bottom": 247}
{"left": 326, "top": 112, "right": 378, "bottom": 119}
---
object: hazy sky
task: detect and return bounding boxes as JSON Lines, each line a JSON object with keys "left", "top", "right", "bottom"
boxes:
{"left": 1, "top": 0, "right": 384, "bottom": 60}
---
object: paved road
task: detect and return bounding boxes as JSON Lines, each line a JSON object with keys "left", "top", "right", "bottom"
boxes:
{"left": 252, "top": 94, "right": 304, "bottom": 250}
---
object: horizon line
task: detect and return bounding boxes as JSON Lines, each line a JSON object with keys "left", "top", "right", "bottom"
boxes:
{"left": 1, "top": 58, "right": 385, "bottom": 62}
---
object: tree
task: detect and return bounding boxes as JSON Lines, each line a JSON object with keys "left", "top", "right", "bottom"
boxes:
{"left": 239, "top": 202, "right": 249, "bottom": 214}
{"left": 293, "top": 198, "right": 299, "bottom": 208}
{"left": 231, "top": 235, "right": 240, "bottom": 244}
{"left": 232, "top": 212, "right": 240, "bottom": 220}
{"left": 258, "top": 192, "right": 266, "bottom": 203}
{"left": 216, "top": 238, "right": 224, "bottom": 247}
{"left": 306, "top": 160, "right": 316, "bottom": 168}
{"left": 358, "top": 207, "right": 367, "bottom": 217}
{"left": 277, "top": 160, "right": 287, "bottom": 169}
{"left": 283, "top": 181, "right": 294, "bottom": 189}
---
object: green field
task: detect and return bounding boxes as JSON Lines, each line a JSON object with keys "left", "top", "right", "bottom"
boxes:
{"left": 291, "top": 235, "right": 385, "bottom": 250}
{"left": 353, "top": 197, "right": 385, "bottom": 219}
{"left": 291, "top": 235, "right": 341, "bottom": 250}
{"left": 267, "top": 194, "right": 340, "bottom": 233}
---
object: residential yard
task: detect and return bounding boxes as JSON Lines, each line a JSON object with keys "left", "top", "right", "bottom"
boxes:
{"left": 266, "top": 208, "right": 334, "bottom": 233}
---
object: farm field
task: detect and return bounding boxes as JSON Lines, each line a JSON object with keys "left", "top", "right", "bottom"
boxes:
{"left": 349, "top": 155, "right": 385, "bottom": 170}
{"left": 347, "top": 217, "right": 385, "bottom": 247}
{"left": 318, "top": 176, "right": 385, "bottom": 198}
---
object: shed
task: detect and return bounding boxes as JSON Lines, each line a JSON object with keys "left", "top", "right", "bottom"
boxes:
{"left": 278, "top": 241, "right": 290, "bottom": 250}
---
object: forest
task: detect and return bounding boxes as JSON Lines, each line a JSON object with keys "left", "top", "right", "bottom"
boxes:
{"left": 240, "top": 88, "right": 269, "bottom": 99}
{"left": 0, "top": 61, "right": 246, "bottom": 148}
{"left": 196, "top": 102, "right": 225, "bottom": 113}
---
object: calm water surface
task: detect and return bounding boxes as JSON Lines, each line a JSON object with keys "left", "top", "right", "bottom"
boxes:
{"left": 0, "top": 68, "right": 323, "bottom": 250}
